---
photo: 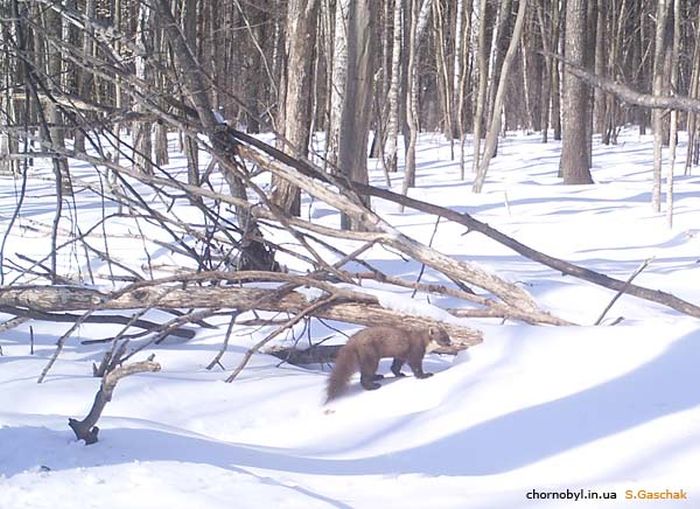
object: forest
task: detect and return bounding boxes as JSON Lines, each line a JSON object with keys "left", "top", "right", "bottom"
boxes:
{"left": 3, "top": 0, "right": 700, "bottom": 189}
{"left": 2, "top": 1, "right": 700, "bottom": 506}
{"left": 2, "top": 0, "right": 700, "bottom": 407}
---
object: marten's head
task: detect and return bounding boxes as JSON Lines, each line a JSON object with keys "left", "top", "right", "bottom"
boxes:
{"left": 427, "top": 326, "right": 451, "bottom": 347}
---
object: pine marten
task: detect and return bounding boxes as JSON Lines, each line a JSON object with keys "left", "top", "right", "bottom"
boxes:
{"left": 325, "top": 325, "right": 451, "bottom": 403}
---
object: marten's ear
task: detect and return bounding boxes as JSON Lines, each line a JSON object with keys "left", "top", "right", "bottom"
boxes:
{"left": 428, "top": 326, "right": 435, "bottom": 336}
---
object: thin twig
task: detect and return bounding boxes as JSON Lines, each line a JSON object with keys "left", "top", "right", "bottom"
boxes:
{"left": 37, "top": 306, "right": 98, "bottom": 383}
{"left": 594, "top": 258, "right": 654, "bottom": 325}
{"left": 0, "top": 316, "right": 29, "bottom": 333}
{"left": 225, "top": 295, "right": 336, "bottom": 383}
{"left": 206, "top": 311, "right": 240, "bottom": 370}
{"left": 411, "top": 216, "right": 441, "bottom": 298}
{"left": 0, "top": 161, "right": 29, "bottom": 285}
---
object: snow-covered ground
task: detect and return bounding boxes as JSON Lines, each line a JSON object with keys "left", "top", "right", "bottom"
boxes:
{"left": 1, "top": 129, "right": 699, "bottom": 508}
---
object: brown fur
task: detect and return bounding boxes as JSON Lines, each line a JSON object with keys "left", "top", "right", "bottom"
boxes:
{"left": 325, "top": 325, "right": 451, "bottom": 403}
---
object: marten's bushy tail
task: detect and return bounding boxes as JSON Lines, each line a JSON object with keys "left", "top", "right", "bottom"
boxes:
{"left": 325, "top": 345, "right": 358, "bottom": 403}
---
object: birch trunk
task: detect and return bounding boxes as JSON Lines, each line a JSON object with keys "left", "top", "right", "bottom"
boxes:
{"left": 326, "top": 0, "right": 350, "bottom": 171}
{"left": 651, "top": 0, "right": 669, "bottom": 212}
{"left": 684, "top": 3, "right": 700, "bottom": 175}
{"left": 182, "top": 0, "right": 198, "bottom": 187}
{"left": 73, "top": 0, "right": 95, "bottom": 154}
{"left": 384, "top": 0, "right": 403, "bottom": 173}
{"left": 403, "top": 0, "right": 433, "bottom": 196}
{"left": 458, "top": 0, "right": 473, "bottom": 179}
{"left": 535, "top": 0, "right": 552, "bottom": 143}
{"left": 471, "top": 0, "right": 490, "bottom": 176}
{"left": 551, "top": 0, "right": 562, "bottom": 141}
{"left": 666, "top": 0, "right": 680, "bottom": 227}
{"left": 432, "top": 0, "right": 452, "bottom": 156}
{"left": 473, "top": 0, "right": 529, "bottom": 193}
{"left": 453, "top": 0, "right": 465, "bottom": 140}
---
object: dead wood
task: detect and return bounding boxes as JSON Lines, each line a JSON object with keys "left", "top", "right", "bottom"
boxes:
{"left": 226, "top": 128, "right": 700, "bottom": 319}
{"left": 266, "top": 344, "right": 343, "bottom": 365}
{"left": 32, "top": 142, "right": 567, "bottom": 324}
{"left": 0, "top": 283, "right": 484, "bottom": 345}
{"left": 93, "top": 340, "right": 129, "bottom": 377}
{"left": 0, "top": 316, "right": 29, "bottom": 333}
{"left": 546, "top": 52, "right": 700, "bottom": 113}
{"left": 594, "top": 258, "right": 654, "bottom": 325}
{"left": 38, "top": 307, "right": 99, "bottom": 384}
{"left": 0, "top": 306, "right": 195, "bottom": 339}
{"left": 219, "top": 128, "right": 698, "bottom": 324}
{"left": 266, "top": 340, "right": 468, "bottom": 367}
{"left": 225, "top": 295, "right": 337, "bottom": 382}
{"left": 69, "top": 356, "right": 160, "bottom": 444}
{"left": 238, "top": 145, "right": 546, "bottom": 315}
{"left": 346, "top": 183, "right": 700, "bottom": 319}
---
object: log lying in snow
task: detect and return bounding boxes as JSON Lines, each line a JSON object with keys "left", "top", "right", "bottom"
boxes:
{"left": 266, "top": 340, "right": 468, "bottom": 366}
{"left": 0, "top": 284, "right": 484, "bottom": 346}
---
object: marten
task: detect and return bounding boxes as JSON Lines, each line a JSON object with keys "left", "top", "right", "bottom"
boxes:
{"left": 325, "top": 325, "right": 451, "bottom": 403}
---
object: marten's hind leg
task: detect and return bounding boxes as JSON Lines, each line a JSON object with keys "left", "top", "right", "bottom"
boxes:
{"left": 359, "top": 353, "right": 381, "bottom": 390}
{"left": 391, "top": 358, "right": 407, "bottom": 377}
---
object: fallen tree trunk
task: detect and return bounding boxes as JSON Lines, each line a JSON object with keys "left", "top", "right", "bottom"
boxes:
{"left": 228, "top": 129, "right": 700, "bottom": 319}
{"left": 238, "top": 145, "right": 545, "bottom": 315}
{"left": 266, "top": 340, "right": 468, "bottom": 366}
{"left": 349, "top": 183, "right": 700, "bottom": 319}
{"left": 42, "top": 142, "right": 568, "bottom": 325}
{"left": 0, "top": 305, "right": 195, "bottom": 339}
{"left": 0, "top": 284, "right": 484, "bottom": 346}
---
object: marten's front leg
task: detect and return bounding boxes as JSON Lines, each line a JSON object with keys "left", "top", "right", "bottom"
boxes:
{"left": 408, "top": 355, "right": 433, "bottom": 379}
{"left": 391, "top": 358, "right": 407, "bottom": 377}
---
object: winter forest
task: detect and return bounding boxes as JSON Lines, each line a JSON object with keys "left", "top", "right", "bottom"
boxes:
{"left": 1, "top": 0, "right": 700, "bottom": 507}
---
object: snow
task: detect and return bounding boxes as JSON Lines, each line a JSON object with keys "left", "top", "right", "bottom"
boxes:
{"left": 2, "top": 129, "right": 700, "bottom": 508}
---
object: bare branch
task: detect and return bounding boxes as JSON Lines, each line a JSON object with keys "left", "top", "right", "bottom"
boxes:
{"left": 69, "top": 356, "right": 161, "bottom": 444}
{"left": 548, "top": 51, "right": 700, "bottom": 113}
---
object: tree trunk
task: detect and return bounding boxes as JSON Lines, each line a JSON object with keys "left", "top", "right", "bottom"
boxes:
{"left": 535, "top": 0, "right": 552, "bottom": 143}
{"left": 271, "top": 0, "right": 318, "bottom": 216}
{"left": 453, "top": 0, "right": 466, "bottom": 141}
{"left": 326, "top": 0, "right": 349, "bottom": 171}
{"left": 592, "top": 0, "right": 606, "bottom": 134}
{"left": 0, "top": 284, "right": 484, "bottom": 345}
{"left": 473, "top": 0, "right": 529, "bottom": 193}
{"left": 73, "top": 0, "right": 96, "bottom": 154}
{"left": 154, "top": 123, "right": 169, "bottom": 166}
{"left": 651, "top": 0, "right": 669, "bottom": 212}
{"left": 403, "top": 0, "right": 433, "bottom": 196}
{"left": 551, "top": 0, "right": 562, "bottom": 141}
{"left": 559, "top": 0, "right": 593, "bottom": 184}
{"left": 384, "top": 0, "right": 403, "bottom": 174}
{"left": 182, "top": 0, "right": 199, "bottom": 187}
{"left": 684, "top": 3, "right": 700, "bottom": 175}
{"left": 471, "top": 0, "right": 491, "bottom": 176}
{"left": 133, "top": 0, "right": 153, "bottom": 175}
{"left": 666, "top": 0, "right": 680, "bottom": 227}
{"left": 337, "top": 0, "right": 375, "bottom": 230}
{"left": 432, "top": 0, "right": 453, "bottom": 155}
